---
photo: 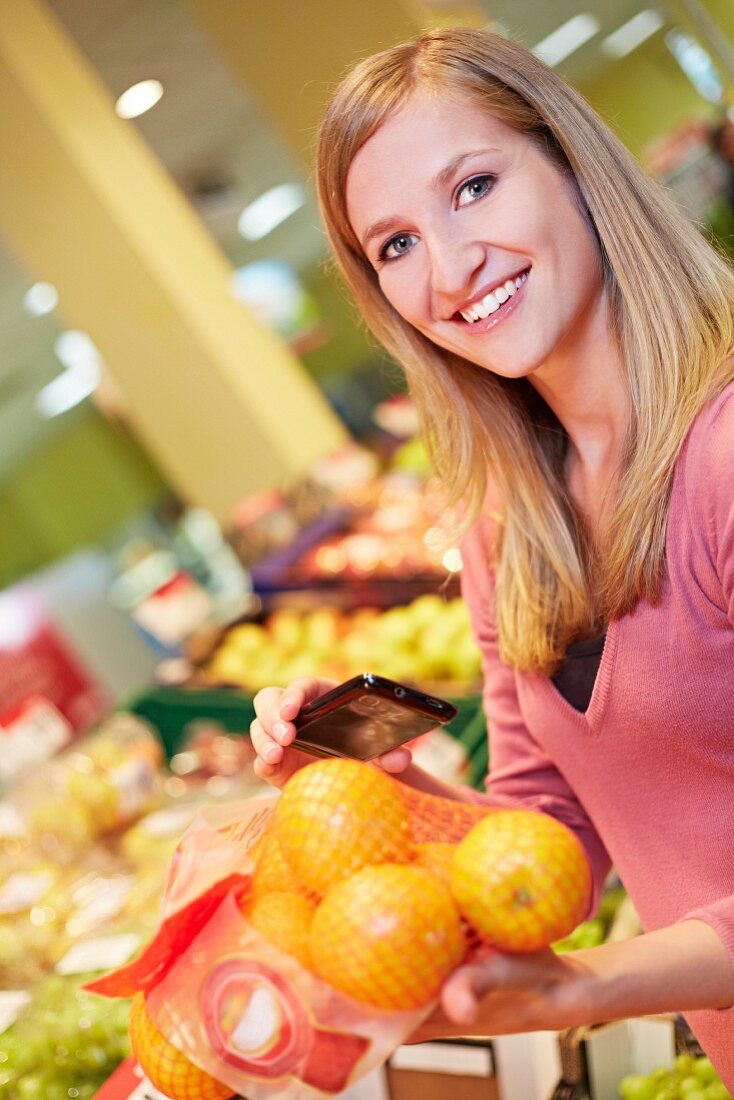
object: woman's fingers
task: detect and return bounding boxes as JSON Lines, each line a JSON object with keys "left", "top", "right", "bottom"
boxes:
{"left": 440, "top": 960, "right": 496, "bottom": 1024}
{"left": 375, "top": 746, "right": 413, "bottom": 773}
{"left": 440, "top": 949, "right": 566, "bottom": 1025}
{"left": 251, "top": 677, "right": 338, "bottom": 786}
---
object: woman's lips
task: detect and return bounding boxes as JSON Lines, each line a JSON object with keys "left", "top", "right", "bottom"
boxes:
{"left": 452, "top": 268, "right": 529, "bottom": 333}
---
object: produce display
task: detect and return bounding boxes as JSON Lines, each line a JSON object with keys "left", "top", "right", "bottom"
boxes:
{"left": 619, "top": 1054, "right": 731, "bottom": 1099}
{"left": 8, "top": 714, "right": 164, "bottom": 857}
{"left": 204, "top": 593, "right": 482, "bottom": 693}
{"left": 0, "top": 973, "right": 131, "bottom": 1100}
{"left": 0, "top": 711, "right": 272, "bottom": 1100}
{"left": 248, "top": 472, "right": 461, "bottom": 590}
{"left": 552, "top": 883, "right": 630, "bottom": 952}
{"left": 91, "top": 757, "right": 592, "bottom": 1099}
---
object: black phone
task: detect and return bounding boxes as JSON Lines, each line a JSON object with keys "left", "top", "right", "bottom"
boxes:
{"left": 291, "top": 673, "right": 458, "bottom": 762}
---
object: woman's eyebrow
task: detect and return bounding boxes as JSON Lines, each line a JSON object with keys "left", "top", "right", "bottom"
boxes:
{"left": 432, "top": 148, "right": 499, "bottom": 191}
{"left": 360, "top": 148, "right": 502, "bottom": 251}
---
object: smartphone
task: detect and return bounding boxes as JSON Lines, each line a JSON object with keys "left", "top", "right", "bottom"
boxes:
{"left": 291, "top": 673, "right": 458, "bottom": 762}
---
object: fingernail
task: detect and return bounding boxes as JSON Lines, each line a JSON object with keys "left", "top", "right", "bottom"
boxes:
{"left": 273, "top": 721, "right": 289, "bottom": 742}
{"left": 265, "top": 745, "right": 280, "bottom": 764}
{"left": 280, "top": 698, "right": 297, "bottom": 717}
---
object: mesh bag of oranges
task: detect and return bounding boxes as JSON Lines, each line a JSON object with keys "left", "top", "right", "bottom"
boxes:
{"left": 87, "top": 758, "right": 592, "bottom": 1099}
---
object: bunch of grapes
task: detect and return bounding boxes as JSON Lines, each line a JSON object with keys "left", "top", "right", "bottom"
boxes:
{"left": 619, "top": 1054, "right": 731, "bottom": 1100}
{"left": 0, "top": 974, "right": 131, "bottom": 1100}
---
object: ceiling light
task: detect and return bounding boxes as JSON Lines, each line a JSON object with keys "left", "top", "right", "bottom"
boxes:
{"left": 54, "top": 330, "right": 100, "bottom": 372}
{"left": 601, "top": 10, "right": 665, "bottom": 59}
{"left": 532, "top": 14, "right": 601, "bottom": 68}
{"left": 23, "top": 282, "right": 58, "bottom": 317}
{"left": 35, "top": 331, "right": 102, "bottom": 418}
{"left": 665, "top": 29, "right": 724, "bottom": 104}
{"left": 237, "top": 184, "right": 306, "bottom": 241}
{"left": 115, "top": 79, "right": 164, "bottom": 120}
{"left": 35, "top": 361, "right": 101, "bottom": 418}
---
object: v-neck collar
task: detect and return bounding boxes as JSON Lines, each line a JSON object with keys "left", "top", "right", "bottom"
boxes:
{"left": 519, "top": 618, "right": 619, "bottom": 736}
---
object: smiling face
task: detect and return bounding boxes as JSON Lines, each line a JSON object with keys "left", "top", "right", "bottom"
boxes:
{"left": 346, "top": 90, "right": 607, "bottom": 385}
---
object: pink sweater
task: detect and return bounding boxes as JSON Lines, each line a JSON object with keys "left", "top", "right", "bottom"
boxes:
{"left": 460, "top": 381, "right": 734, "bottom": 1082}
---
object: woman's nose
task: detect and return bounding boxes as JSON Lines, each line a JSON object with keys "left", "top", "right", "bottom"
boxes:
{"left": 426, "top": 235, "right": 486, "bottom": 311}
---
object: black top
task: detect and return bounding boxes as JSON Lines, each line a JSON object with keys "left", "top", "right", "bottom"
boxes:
{"left": 551, "top": 630, "right": 607, "bottom": 713}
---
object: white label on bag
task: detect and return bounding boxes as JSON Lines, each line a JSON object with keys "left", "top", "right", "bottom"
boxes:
{"left": 55, "top": 932, "right": 141, "bottom": 975}
{"left": 0, "top": 990, "right": 31, "bottom": 1034}
{"left": 0, "top": 871, "right": 55, "bottom": 914}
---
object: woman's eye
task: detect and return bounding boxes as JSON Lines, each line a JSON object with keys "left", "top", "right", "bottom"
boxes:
{"left": 379, "top": 233, "right": 417, "bottom": 262}
{"left": 456, "top": 175, "right": 495, "bottom": 208}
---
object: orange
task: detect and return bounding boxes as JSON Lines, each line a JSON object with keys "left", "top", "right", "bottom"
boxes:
{"left": 243, "top": 889, "right": 316, "bottom": 969}
{"left": 272, "top": 759, "right": 415, "bottom": 896}
{"left": 451, "top": 809, "right": 592, "bottom": 953}
{"left": 129, "top": 992, "right": 233, "bottom": 1100}
{"left": 309, "top": 862, "right": 466, "bottom": 1010}
{"left": 250, "top": 827, "right": 303, "bottom": 897}
{"left": 414, "top": 841, "right": 456, "bottom": 885}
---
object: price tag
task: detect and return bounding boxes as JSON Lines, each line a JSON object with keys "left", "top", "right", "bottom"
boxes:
{"left": 55, "top": 932, "right": 141, "bottom": 975}
{"left": 110, "top": 757, "right": 158, "bottom": 818}
{"left": 131, "top": 572, "right": 213, "bottom": 647}
{"left": 0, "top": 990, "right": 31, "bottom": 1034}
{"left": 0, "top": 870, "right": 55, "bottom": 914}
{"left": 0, "top": 695, "right": 72, "bottom": 785}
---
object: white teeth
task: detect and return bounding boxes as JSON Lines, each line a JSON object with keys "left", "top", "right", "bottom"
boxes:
{"left": 460, "top": 270, "right": 528, "bottom": 323}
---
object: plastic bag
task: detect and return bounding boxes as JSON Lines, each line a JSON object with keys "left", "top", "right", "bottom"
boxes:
{"left": 88, "top": 758, "right": 591, "bottom": 1099}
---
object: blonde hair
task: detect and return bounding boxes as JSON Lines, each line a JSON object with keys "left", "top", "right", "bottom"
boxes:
{"left": 316, "top": 27, "right": 734, "bottom": 673}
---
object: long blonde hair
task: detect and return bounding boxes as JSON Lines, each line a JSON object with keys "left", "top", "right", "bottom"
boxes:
{"left": 316, "top": 27, "right": 734, "bottom": 673}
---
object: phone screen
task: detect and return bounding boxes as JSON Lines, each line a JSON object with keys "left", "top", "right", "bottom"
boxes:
{"left": 293, "top": 692, "right": 446, "bottom": 761}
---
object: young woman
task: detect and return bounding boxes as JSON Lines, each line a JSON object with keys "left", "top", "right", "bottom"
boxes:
{"left": 250, "top": 28, "right": 734, "bottom": 1082}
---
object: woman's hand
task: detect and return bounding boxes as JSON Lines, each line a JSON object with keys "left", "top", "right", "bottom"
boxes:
{"left": 407, "top": 948, "right": 592, "bottom": 1043}
{"left": 250, "top": 676, "right": 414, "bottom": 788}
{"left": 407, "top": 920, "right": 734, "bottom": 1044}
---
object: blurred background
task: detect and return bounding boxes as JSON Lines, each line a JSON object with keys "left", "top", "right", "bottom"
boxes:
{"left": 0, "top": 4, "right": 733, "bottom": 1098}
{"left": 0, "top": 0, "right": 732, "bottom": 700}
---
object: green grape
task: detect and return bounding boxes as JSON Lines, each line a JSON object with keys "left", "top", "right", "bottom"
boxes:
{"left": 694, "top": 1059, "right": 718, "bottom": 1086}
{"left": 16, "top": 1074, "right": 45, "bottom": 1100}
{"left": 619, "top": 1073, "right": 658, "bottom": 1100}
{"left": 706, "top": 1085, "right": 732, "bottom": 1100}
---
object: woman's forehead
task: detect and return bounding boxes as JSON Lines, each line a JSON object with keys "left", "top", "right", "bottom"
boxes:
{"left": 344, "top": 94, "right": 521, "bottom": 235}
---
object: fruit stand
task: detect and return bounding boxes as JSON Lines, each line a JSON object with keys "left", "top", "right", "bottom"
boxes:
{"left": 0, "top": 452, "right": 729, "bottom": 1100}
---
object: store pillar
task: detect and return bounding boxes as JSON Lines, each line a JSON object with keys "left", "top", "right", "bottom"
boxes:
{"left": 185, "top": 0, "right": 488, "bottom": 163}
{"left": 0, "top": 0, "right": 348, "bottom": 524}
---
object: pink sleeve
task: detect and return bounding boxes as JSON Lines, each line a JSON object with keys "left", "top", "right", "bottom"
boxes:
{"left": 678, "top": 387, "right": 734, "bottom": 971}
{"left": 460, "top": 517, "right": 612, "bottom": 912}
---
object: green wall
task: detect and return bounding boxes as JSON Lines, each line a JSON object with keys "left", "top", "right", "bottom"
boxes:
{"left": 578, "top": 1, "right": 734, "bottom": 157}
{"left": 0, "top": 407, "right": 166, "bottom": 587}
